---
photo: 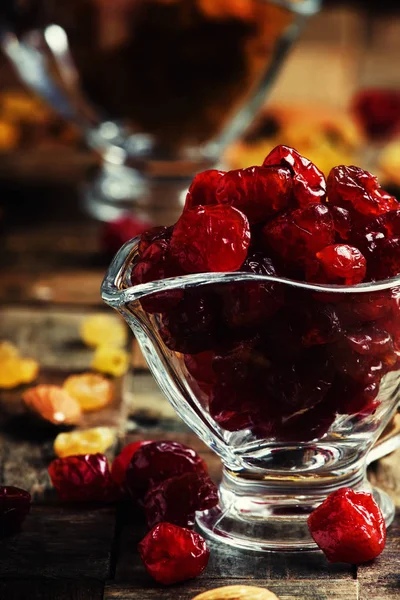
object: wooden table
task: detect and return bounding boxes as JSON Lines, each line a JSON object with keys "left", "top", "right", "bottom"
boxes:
{"left": 0, "top": 181, "right": 400, "bottom": 600}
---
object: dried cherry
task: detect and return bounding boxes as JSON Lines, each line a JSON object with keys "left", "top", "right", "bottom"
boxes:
{"left": 170, "top": 204, "right": 250, "bottom": 273}
{"left": 263, "top": 145, "right": 326, "bottom": 205}
{"left": 145, "top": 471, "right": 218, "bottom": 529}
{"left": 216, "top": 165, "right": 292, "bottom": 224}
{"left": 306, "top": 244, "right": 366, "bottom": 285}
{"left": 184, "top": 169, "right": 225, "bottom": 211}
{"left": 308, "top": 487, "right": 386, "bottom": 563}
{"left": 138, "top": 522, "right": 209, "bottom": 585}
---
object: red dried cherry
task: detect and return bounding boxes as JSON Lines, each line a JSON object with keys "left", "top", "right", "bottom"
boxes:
{"left": 184, "top": 169, "right": 225, "bottom": 211}
{"left": 0, "top": 486, "right": 31, "bottom": 536}
{"left": 170, "top": 205, "right": 250, "bottom": 273}
{"left": 327, "top": 165, "right": 399, "bottom": 217}
{"left": 48, "top": 454, "right": 118, "bottom": 502}
{"left": 344, "top": 326, "right": 393, "bottom": 356}
{"left": 263, "top": 145, "right": 326, "bottom": 205}
{"left": 184, "top": 351, "right": 216, "bottom": 386}
{"left": 138, "top": 226, "right": 172, "bottom": 255}
{"left": 262, "top": 203, "right": 334, "bottom": 267}
{"left": 308, "top": 487, "right": 386, "bottom": 563}
{"left": 144, "top": 471, "right": 218, "bottom": 529}
{"left": 222, "top": 253, "right": 282, "bottom": 331}
{"left": 138, "top": 522, "right": 210, "bottom": 585}
{"left": 160, "top": 290, "right": 220, "bottom": 354}
{"left": 126, "top": 441, "right": 207, "bottom": 502}
{"left": 216, "top": 165, "right": 292, "bottom": 224}
{"left": 330, "top": 205, "right": 352, "bottom": 240}
{"left": 307, "top": 244, "right": 367, "bottom": 285}
{"left": 131, "top": 239, "right": 183, "bottom": 313}
{"left": 363, "top": 232, "right": 400, "bottom": 281}
{"left": 111, "top": 440, "right": 152, "bottom": 487}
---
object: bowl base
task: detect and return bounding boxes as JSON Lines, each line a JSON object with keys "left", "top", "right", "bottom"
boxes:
{"left": 196, "top": 485, "right": 394, "bottom": 553}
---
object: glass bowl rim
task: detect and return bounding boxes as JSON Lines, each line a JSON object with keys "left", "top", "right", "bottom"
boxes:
{"left": 101, "top": 236, "right": 400, "bottom": 309}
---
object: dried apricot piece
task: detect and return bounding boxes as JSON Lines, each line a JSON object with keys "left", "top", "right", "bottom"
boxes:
{"left": 63, "top": 373, "right": 114, "bottom": 411}
{"left": 91, "top": 346, "right": 130, "bottom": 377}
{"left": 80, "top": 314, "right": 128, "bottom": 348}
{"left": 23, "top": 384, "right": 82, "bottom": 426}
{"left": 54, "top": 427, "right": 115, "bottom": 458}
{"left": 0, "top": 341, "right": 19, "bottom": 361}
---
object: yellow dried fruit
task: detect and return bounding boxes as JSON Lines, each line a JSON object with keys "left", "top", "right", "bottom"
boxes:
{"left": 23, "top": 384, "right": 82, "bottom": 426}
{"left": 192, "top": 586, "right": 279, "bottom": 600}
{"left": 80, "top": 314, "right": 128, "bottom": 348}
{"left": 91, "top": 346, "right": 129, "bottom": 378}
{"left": 18, "top": 358, "right": 40, "bottom": 384}
{"left": 54, "top": 427, "right": 115, "bottom": 458}
{"left": 0, "top": 341, "right": 19, "bottom": 361}
{"left": 63, "top": 373, "right": 114, "bottom": 411}
{"left": 0, "top": 354, "right": 39, "bottom": 389}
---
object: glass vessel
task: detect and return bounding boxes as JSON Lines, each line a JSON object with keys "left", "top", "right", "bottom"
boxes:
{"left": 102, "top": 236, "right": 400, "bottom": 551}
{"left": 0, "top": 0, "right": 320, "bottom": 223}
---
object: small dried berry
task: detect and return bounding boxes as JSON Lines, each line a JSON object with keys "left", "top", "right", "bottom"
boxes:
{"left": 48, "top": 453, "right": 118, "bottom": 502}
{"left": 262, "top": 203, "right": 334, "bottom": 267}
{"left": 344, "top": 326, "right": 393, "bottom": 356}
{"left": 353, "top": 88, "right": 400, "bottom": 140}
{"left": 170, "top": 205, "right": 250, "bottom": 273}
{"left": 184, "top": 169, "right": 225, "bottom": 211}
{"left": 111, "top": 440, "right": 152, "bottom": 487}
{"left": 330, "top": 205, "right": 352, "bottom": 240}
{"left": 327, "top": 165, "right": 399, "bottom": 217}
{"left": 23, "top": 385, "right": 82, "bottom": 426}
{"left": 307, "top": 244, "right": 367, "bottom": 285}
{"left": 184, "top": 351, "right": 216, "bottom": 386}
{"left": 308, "top": 487, "right": 386, "bottom": 563}
{"left": 0, "top": 486, "right": 31, "bottom": 537}
{"left": 63, "top": 373, "right": 114, "bottom": 412}
{"left": 126, "top": 441, "right": 207, "bottom": 502}
{"left": 160, "top": 291, "right": 220, "bottom": 354}
{"left": 54, "top": 427, "right": 115, "bottom": 458}
{"left": 263, "top": 144, "right": 326, "bottom": 205}
{"left": 216, "top": 165, "right": 292, "bottom": 224}
{"left": 80, "top": 314, "right": 128, "bottom": 348}
{"left": 145, "top": 471, "right": 218, "bottom": 529}
{"left": 138, "top": 522, "right": 210, "bottom": 585}
{"left": 0, "top": 341, "right": 39, "bottom": 390}
{"left": 138, "top": 226, "right": 172, "bottom": 255}
{"left": 363, "top": 232, "right": 400, "bottom": 280}
{"left": 91, "top": 346, "right": 130, "bottom": 377}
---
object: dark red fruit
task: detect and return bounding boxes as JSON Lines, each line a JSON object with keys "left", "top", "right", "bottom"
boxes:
{"left": 344, "top": 326, "right": 393, "bottom": 356}
{"left": 364, "top": 210, "right": 400, "bottom": 238}
{"left": 263, "top": 145, "right": 326, "bottom": 205}
{"left": 111, "top": 440, "right": 153, "bottom": 487}
{"left": 330, "top": 205, "right": 352, "bottom": 240}
{"left": 144, "top": 471, "right": 218, "bottom": 529}
{"left": 48, "top": 454, "right": 118, "bottom": 503}
{"left": 297, "top": 304, "right": 342, "bottom": 346}
{"left": 216, "top": 165, "right": 292, "bottom": 224}
{"left": 209, "top": 382, "right": 261, "bottom": 431}
{"left": 307, "top": 244, "right": 366, "bottom": 285}
{"left": 353, "top": 88, "right": 400, "bottom": 140}
{"left": 126, "top": 441, "right": 207, "bottom": 502}
{"left": 160, "top": 291, "right": 220, "bottom": 354}
{"left": 170, "top": 205, "right": 250, "bottom": 273}
{"left": 335, "top": 291, "right": 392, "bottom": 325}
{"left": 138, "top": 226, "right": 172, "bottom": 255}
{"left": 131, "top": 239, "right": 183, "bottom": 313}
{"left": 308, "top": 487, "right": 386, "bottom": 563}
{"left": 327, "top": 165, "right": 399, "bottom": 217}
{"left": 184, "top": 170, "right": 225, "bottom": 211}
{"left": 222, "top": 253, "right": 282, "bottom": 331}
{"left": 262, "top": 203, "right": 334, "bottom": 267}
{"left": 0, "top": 486, "right": 31, "bottom": 536}
{"left": 102, "top": 215, "right": 150, "bottom": 256}
{"left": 363, "top": 232, "right": 400, "bottom": 280}
{"left": 138, "top": 522, "right": 210, "bottom": 585}
{"left": 184, "top": 351, "right": 216, "bottom": 386}
{"left": 330, "top": 377, "right": 379, "bottom": 416}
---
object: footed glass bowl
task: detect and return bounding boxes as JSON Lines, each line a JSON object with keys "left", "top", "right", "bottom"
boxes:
{"left": 102, "top": 237, "right": 400, "bottom": 551}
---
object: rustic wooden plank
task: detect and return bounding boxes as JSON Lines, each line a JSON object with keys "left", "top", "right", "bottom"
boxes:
{"left": 357, "top": 510, "right": 400, "bottom": 600}
{"left": 105, "top": 579, "right": 358, "bottom": 600}
{"left": 0, "top": 579, "right": 104, "bottom": 600}
{"left": 0, "top": 506, "right": 115, "bottom": 580}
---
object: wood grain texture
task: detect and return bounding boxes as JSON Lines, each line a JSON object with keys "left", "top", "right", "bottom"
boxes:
{"left": 105, "top": 580, "right": 358, "bottom": 600}
{"left": 0, "top": 506, "right": 115, "bottom": 580}
{"left": 0, "top": 579, "right": 104, "bottom": 600}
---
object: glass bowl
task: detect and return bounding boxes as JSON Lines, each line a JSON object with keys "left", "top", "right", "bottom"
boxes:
{"left": 102, "top": 237, "right": 400, "bottom": 551}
